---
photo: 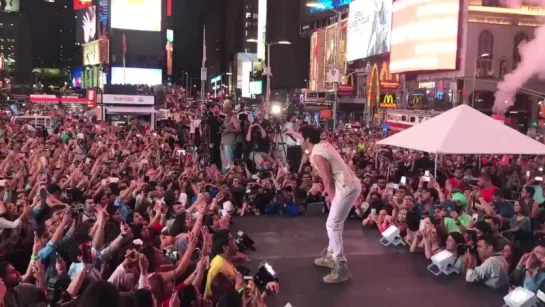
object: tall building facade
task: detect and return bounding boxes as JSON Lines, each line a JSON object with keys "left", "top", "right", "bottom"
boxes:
{"left": 24, "top": 0, "right": 78, "bottom": 83}
{"left": 0, "top": 7, "right": 31, "bottom": 83}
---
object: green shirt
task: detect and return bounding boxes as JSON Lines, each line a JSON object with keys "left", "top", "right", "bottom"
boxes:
{"left": 532, "top": 185, "right": 545, "bottom": 204}
{"left": 443, "top": 212, "right": 472, "bottom": 233}
{"left": 60, "top": 133, "right": 69, "bottom": 143}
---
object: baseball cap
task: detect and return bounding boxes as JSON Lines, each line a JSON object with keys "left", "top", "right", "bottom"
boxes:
{"left": 451, "top": 192, "right": 467, "bottom": 207}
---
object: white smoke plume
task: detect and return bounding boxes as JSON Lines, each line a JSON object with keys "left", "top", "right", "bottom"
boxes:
{"left": 493, "top": 0, "right": 545, "bottom": 114}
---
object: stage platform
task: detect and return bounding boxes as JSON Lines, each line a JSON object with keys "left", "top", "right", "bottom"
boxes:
{"left": 232, "top": 216, "right": 504, "bottom": 307}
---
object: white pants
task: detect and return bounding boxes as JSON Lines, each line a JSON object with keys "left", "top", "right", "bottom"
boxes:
{"left": 326, "top": 185, "right": 361, "bottom": 263}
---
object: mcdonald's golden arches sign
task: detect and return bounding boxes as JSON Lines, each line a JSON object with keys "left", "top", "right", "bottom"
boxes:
{"left": 379, "top": 93, "right": 396, "bottom": 108}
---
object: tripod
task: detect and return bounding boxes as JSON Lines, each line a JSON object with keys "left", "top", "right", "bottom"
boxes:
{"left": 269, "top": 117, "right": 288, "bottom": 164}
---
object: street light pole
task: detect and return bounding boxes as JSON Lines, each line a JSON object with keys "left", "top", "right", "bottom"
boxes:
{"left": 332, "top": 10, "right": 341, "bottom": 130}
{"left": 266, "top": 43, "right": 271, "bottom": 104}
{"left": 472, "top": 53, "right": 489, "bottom": 107}
{"left": 184, "top": 72, "right": 189, "bottom": 93}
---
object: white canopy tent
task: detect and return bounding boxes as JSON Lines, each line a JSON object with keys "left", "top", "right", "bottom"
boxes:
{"left": 377, "top": 105, "right": 545, "bottom": 155}
{"left": 377, "top": 105, "right": 545, "bottom": 176}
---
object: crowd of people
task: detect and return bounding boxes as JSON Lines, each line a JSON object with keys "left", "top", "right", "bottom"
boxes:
{"left": 2, "top": 94, "right": 545, "bottom": 307}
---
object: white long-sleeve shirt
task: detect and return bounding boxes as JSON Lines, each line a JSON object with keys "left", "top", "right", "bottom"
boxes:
{"left": 466, "top": 255, "right": 509, "bottom": 289}
{"left": 0, "top": 217, "right": 22, "bottom": 236}
{"left": 108, "top": 263, "right": 150, "bottom": 291}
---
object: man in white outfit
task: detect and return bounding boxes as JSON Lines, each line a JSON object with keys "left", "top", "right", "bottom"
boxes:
{"left": 288, "top": 125, "right": 361, "bottom": 283}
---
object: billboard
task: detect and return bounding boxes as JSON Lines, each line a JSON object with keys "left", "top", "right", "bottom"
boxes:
{"left": 166, "top": 29, "right": 173, "bottom": 76}
{"left": 1, "top": 0, "right": 20, "bottom": 12}
{"left": 74, "top": 0, "right": 92, "bottom": 10}
{"left": 102, "top": 94, "right": 155, "bottom": 105}
{"left": 110, "top": 30, "right": 162, "bottom": 68}
{"left": 307, "top": 0, "right": 354, "bottom": 14}
{"left": 308, "top": 29, "right": 325, "bottom": 91}
{"left": 82, "top": 39, "right": 109, "bottom": 66}
{"left": 72, "top": 67, "right": 83, "bottom": 88}
{"left": 111, "top": 67, "right": 162, "bottom": 85}
{"left": 250, "top": 81, "right": 263, "bottom": 95}
{"left": 111, "top": 0, "right": 161, "bottom": 31}
{"left": 97, "top": 0, "right": 110, "bottom": 39}
{"left": 347, "top": 0, "right": 391, "bottom": 61}
{"left": 76, "top": 6, "right": 97, "bottom": 44}
{"left": 257, "top": 0, "right": 267, "bottom": 60}
{"left": 390, "top": 0, "right": 460, "bottom": 73}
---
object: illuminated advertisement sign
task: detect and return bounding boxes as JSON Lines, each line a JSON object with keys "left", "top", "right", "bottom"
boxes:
{"left": 72, "top": 67, "right": 83, "bottom": 88}
{"left": 111, "top": 0, "right": 161, "bottom": 32}
{"left": 76, "top": 6, "right": 97, "bottom": 44}
{"left": 257, "top": 0, "right": 267, "bottom": 60}
{"left": 379, "top": 93, "right": 396, "bottom": 108}
{"left": 111, "top": 67, "right": 162, "bottom": 85}
{"left": 102, "top": 94, "right": 155, "bottom": 105}
{"left": 308, "top": 29, "right": 325, "bottom": 91}
{"left": 390, "top": 0, "right": 460, "bottom": 73}
{"left": 82, "top": 39, "right": 109, "bottom": 66}
{"left": 308, "top": 0, "right": 354, "bottom": 13}
{"left": 73, "top": 0, "right": 91, "bottom": 10}
{"left": 97, "top": 0, "right": 110, "bottom": 39}
{"left": 250, "top": 81, "right": 263, "bottom": 95}
{"left": 166, "top": 29, "right": 173, "bottom": 76}
{"left": 2, "top": 0, "right": 20, "bottom": 12}
{"left": 347, "top": 0, "right": 391, "bottom": 61}
{"left": 241, "top": 62, "right": 252, "bottom": 98}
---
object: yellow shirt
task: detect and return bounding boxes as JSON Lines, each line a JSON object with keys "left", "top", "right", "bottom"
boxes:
{"left": 204, "top": 255, "right": 236, "bottom": 298}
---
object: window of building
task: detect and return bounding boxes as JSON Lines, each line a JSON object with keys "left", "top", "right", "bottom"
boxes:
{"left": 477, "top": 30, "right": 494, "bottom": 78}
{"left": 513, "top": 32, "right": 528, "bottom": 69}
{"left": 499, "top": 60, "right": 507, "bottom": 78}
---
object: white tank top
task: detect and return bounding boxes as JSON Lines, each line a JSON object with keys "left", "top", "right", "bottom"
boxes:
{"left": 309, "top": 141, "right": 360, "bottom": 192}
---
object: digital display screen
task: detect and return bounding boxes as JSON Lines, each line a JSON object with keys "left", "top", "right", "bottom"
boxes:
{"left": 250, "top": 81, "right": 263, "bottom": 95}
{"left": 110, "top": 29, "right": 162, "bottom": 68}
{"left": 308, "top": 0, "right": 355, "bottom": 13}
{"left": 111, "top": 0, "right": 161, "bottom": 31}
{"left": 72, "top": 67, "right": 83, "bottom": 88}
{"left": 111, "top": 67, "right": 162, "bottom": 85}
{"left": 390, "top": 0, "right": 460, "bottom": 73}
{"left": 166, "top": 29, "right": 173, "bottom": 76}
{"left": 346, "top": 0, "right": 391, "bottom": 61}
{"left": 1, "top": 0, "right": 20, "bottom": 12}
{"left": 76, "top": 6, "right": 97, "bottom": 44}
{"left": 74, "top": 0, "right": 92, "bottom": 10}
{"left": 97, "top": 0, "right": 110, "bottom": 39}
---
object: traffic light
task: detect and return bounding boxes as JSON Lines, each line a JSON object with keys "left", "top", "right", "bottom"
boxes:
{"left": 532, "top": 121, "right": 537, "bottom": 127}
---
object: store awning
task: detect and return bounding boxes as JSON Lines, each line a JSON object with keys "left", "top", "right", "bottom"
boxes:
{"left": 104, "top": 106, "right": 157, "bottom": 114}
{"left": 85, "top": 107, "right": 97, "bottom": 117}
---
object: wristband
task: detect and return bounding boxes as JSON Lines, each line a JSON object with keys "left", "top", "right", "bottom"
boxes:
{"left": 238, "top": 287, "right": 244, "bottom": 294}
{"left": 516, "top": 266, "right": 523, "bottom": 271}
{"left": 31, "top": 255, "right": 39, "bottom": 260}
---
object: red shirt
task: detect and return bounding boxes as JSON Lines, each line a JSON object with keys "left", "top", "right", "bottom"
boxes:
{"left": 162, "top": 282, "right": 185, "bottom": 307}
{"left": 480, "top": 186, "right": 498, "bottom": 202}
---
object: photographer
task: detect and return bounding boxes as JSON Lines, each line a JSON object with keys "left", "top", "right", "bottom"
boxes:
{"left": 206, "top": 103, "right": 223, "bottom": 169}
{"left": 281, "top": 115, "right": 303, "bottom": 174}
{"left": 220, "top": 103, "right": 241, "bottom": 171}
{"left": 464, "top": 234, "right": 509, "bottom": 290}
{"left": 245, "top": 110, "right": 272, "bottom": 167}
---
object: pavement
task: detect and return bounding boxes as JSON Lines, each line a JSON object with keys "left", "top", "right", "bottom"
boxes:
{"left": 231, "top": 216, "right": 505, "bottom": 307}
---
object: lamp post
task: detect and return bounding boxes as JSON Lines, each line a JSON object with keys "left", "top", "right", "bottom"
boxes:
{"left": 247, "top": 39, "right": 290, "bottom": 104}
{"left": 183, "top": 71, "right": 189, "bottom": 93}
{"left": 307, "top": 2, "right": 342, "bottom": 129}
{"left": 472, "top": 53, "right": 490, "bottom": 107}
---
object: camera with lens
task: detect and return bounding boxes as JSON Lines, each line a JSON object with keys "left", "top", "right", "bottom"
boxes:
{"left": 47, "top": 274, "right": 71, "bottom": 306}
